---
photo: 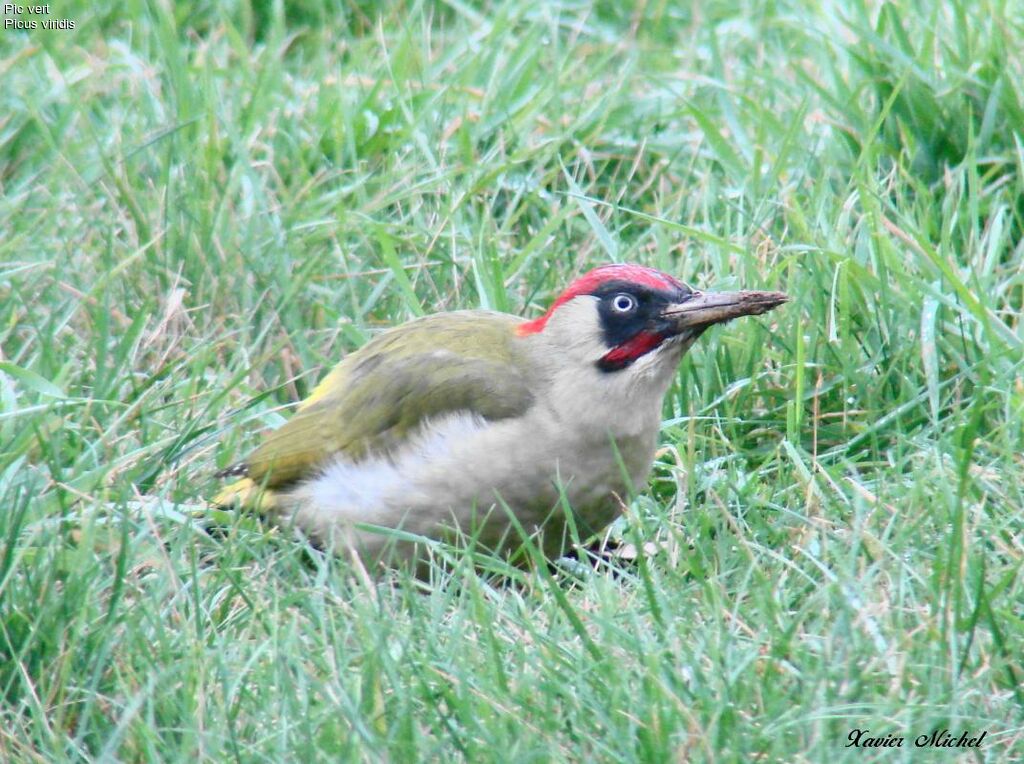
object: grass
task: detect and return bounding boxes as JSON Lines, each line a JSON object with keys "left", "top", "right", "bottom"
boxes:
{"left": 1, "top": 0, "right": 1022, "bottom": 760}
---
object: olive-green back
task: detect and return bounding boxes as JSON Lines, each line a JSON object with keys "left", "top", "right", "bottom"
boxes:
{"left": 242, "top": 311, "right": 534, "bottom": 487}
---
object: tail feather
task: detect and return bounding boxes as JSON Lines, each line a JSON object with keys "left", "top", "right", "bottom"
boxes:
{"left": 215, "top": 462, "right": 250, "bottom": 479}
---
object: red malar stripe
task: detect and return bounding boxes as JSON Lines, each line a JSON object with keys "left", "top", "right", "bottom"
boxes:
{"left": 598, "top": 331, "right": 665, "bottom": 371}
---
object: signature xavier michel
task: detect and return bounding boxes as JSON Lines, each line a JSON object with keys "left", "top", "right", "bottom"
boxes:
{"left": 847, "top": 728, "right": 987, "bottom": 749}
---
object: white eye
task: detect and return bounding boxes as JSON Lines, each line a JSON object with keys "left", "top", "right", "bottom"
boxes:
{"left": 611, "top": 293, "right": 637, "bottom": 313}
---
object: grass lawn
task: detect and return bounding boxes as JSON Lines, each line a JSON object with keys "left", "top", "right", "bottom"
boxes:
{"left": 1, "top": 0, "right": 1022, "bottom": 760}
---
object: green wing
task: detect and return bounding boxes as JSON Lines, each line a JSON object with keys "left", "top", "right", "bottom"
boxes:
{"left": 240, "top": 311, "right": 534, "bottom": 488}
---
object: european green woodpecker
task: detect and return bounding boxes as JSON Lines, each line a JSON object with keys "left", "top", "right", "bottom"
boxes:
{"left": 215, "top": 264, "right": 787, "bottom": 568}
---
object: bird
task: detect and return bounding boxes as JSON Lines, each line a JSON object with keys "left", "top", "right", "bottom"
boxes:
{"left": 214, "top": 263, "right": 787, "bottom": 570}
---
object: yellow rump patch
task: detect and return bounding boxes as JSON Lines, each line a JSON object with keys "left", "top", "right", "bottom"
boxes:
{"left": 212, "top": 477, "right": 279, "bottom": 513}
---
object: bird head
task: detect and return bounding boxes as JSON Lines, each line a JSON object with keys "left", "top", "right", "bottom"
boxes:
{"left": 517, "top": 263, "right": 788, "bottom": 380}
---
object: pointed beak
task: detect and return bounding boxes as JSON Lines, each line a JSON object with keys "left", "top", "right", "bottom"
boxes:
{"left": 662, "top": 289, "right": 789, "bottom": 333}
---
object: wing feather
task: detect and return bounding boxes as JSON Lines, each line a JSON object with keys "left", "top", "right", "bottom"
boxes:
{"left": 235, "top": 311, "right": 533, "bottom": 489}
